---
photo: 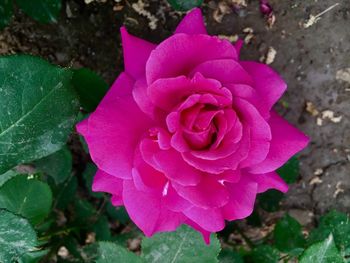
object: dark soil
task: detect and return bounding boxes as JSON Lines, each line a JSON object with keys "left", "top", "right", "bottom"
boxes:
{"left": 1, "top": 0, "right": 349, "bottom": 229}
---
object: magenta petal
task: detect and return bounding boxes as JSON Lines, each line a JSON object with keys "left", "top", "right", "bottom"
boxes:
{"left": 123, "top": 180, "right": 185, "bottom": 236}
{"left": 111, "top": 195, "right": 123, "bottom": 206}
{"left": 184, "top": 206, "right": 225, "bottom": 232}
{"left": 222, "top": 177, "right": 258, "bottom": 220}
{"left": 92, "top": 169, "right": 123, "bottom": 195}
{"left": 182, "top": 127, "right": 250, "bottom": 174}
{"left": 79, "top": 73, "right": 154, "bottom": 179}
{"left": 163, "top": 183, "right": 193, "bottom": 212}
{"left": 233, "top": 98, "right": 271, "bottom": 168}
{"left": 175, "top": 8, "right": 207, "bottom": 35}
{"left": 132, "top": 78, "right": 156, "bottom": 118}
{"left": 250, "top": 172, "right": 288, "bottom": 193}
{"left": 173, "top": 177, "right": 229, "bottom": 209}
{"left": 227, "top": 84, "right": 270, "bottom": 118}
{"left": 190, "top": 59, "right": 253, "bottom": 86}
{"left": 146, "top": 34, "right": 238, "bottom": 84}
{"left": 76, "top": 118, "right": 88, "bottom": 135}
{"left": 249, "top": 112, "right": 309, "bottom": 174}
{"left": 154, "top": 149, "right": 203, "bottom": 186}
{"left": 240, "top": 61, "right": 287, "bottom": 111}
{"left": 121, "top": 27, "right": 156, "bottom": 79}
{"left": 186, "top": 219, "right": 211, "bottom": 244}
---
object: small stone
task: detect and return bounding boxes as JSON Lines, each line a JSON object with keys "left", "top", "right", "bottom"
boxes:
{"left": 309, "top": 176, "right": 323, "bottom": 185}
{"left": 58, "top": 246, "right": 69, "bottom": 258}
{"left": 314, "top": 168, "right": 323, "bottom": 176}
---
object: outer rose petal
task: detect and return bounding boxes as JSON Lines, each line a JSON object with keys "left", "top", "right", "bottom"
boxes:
{"left": 186, "top": 219, "right": 211, "bottom": 244}
{"left": 249, "top": 112, "right": 309, "bottom": 174}
{"left": 121, "top": 27, "right": 156, "bottom": 79}
{"left": 163, "top": 183, "right": 193, "bottom": 212}
{"left": 249, "top": 172, "right": 288, "bottom": 193}
{"left": 123, "top": 180, "right": 185, "bottom": 236}
{"left": 132, "top": 78, "right": 156, "bottom": 118}
{"left": 77, "top": 73, "right": 154, "bottom": 179}
{"left": 175, "top": 8, "right": 207, "bottom": 35}
{"left": 183, "top": 206, "right": 225, "bottom": 232}
{"left": 172, "top": 177, "right": 229, "bottom": 209}
{"left": 189, "top": 59, "right": 253, "bottom": 86}
{"left": 240, "top": 61, "right": 287, "bottom": 112}
{"left": 222, "top": 176, "right": 258, "bottom": 220}
{"left": 111, "top": 196, "right": 123, "bottom": 206}
{"left": 146, "top": 34, "right": 238, "bottom": 84}
{"left": 92, "top": 169, "right": 123, "bottom": 196}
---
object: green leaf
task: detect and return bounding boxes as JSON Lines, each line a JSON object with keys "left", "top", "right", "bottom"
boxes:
{"left": 93, "top": 215, "right": 112, "bottom": 241}
{"left": 142, "top": 225, "right": 221, "bottom": 263}
{"left": 18, "top": 249, "right": 49, "bottom": 263}
{"left": 308, "top": 211, "right": 350, "bottom": 252}
{"left": 52, "top": 174, "right": 77, "bottom": 210}
{"left": 0, "top": 0, "right": 13, "bottom": 29}
{"left": 34, "top": 146, "right": 72, "bottom": 184}
{"left": 274, "top": 214, "right": 306, "bottom": 253}
{"left": 277, "top": 156, "right": 299, "bottom": 184}
{"left": 83, "top": 163, "right": 104, "bottom": 198}
{"left": 15, "top": 0, "right": 61, "bottom": 23}
{"left": 167, "top": 0, "right": 203, "bottom": 11}
{"left": 245, "top": 245, "right": 280, "bottom": 263}
{"left": 218, "top": 249, "right": 244, "bottom": 263}
{"left": 0, "top": 169, "right": 17, "bottom": 187}
{"left": 0, "top": 55, "right": 79, "bottom": 174}
{"left": 84, "top": 241, "right": 142, "bottom": 263}
{"left": 258, "top": 190, "right": 284, "bottom": 212}
{"left": 106, "top": 203, "right": 130, "bottom": 224}
{"left": 246, "top": 210, "right": 262, "bottom": 227}
{"left": 299, "top": 234, "right": 344, "bottom": 263}
{"left": 72, "top": 68, "right": 109, "bottom": 112}
{"left": 0, "top": 209, "right": 37, "bottom": 262}
{"left": 0, "top": 174, "right": 52, "bottom": 225}
{"left": 74, "top": 199, "right": 96, "bottom": 222}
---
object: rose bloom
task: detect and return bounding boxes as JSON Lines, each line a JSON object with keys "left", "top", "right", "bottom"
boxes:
{"left": 77, "top": 8, "right": 308, "bottom": 243}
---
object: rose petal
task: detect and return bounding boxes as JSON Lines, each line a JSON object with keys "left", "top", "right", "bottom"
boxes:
{"left": 175, "top": 8, "right": 207, "bottom": 35}
{"left": 241, "top": 61, "right": 287, "bottom": 112}
{"left": 227, "top": 84, "right": 269, "bottom": 118}
{"left": 123, "top": 180, "right": 185, "bottom": 236}
{"left": 163, "top": 183, "right": 193, "bottom": 212}
{"left": 189, "top": 59, "right": 253, "bottom": 86}
{"left": 146, "top": 34, "right": 238, "bottom": 84}
{"left": 132, "top": 78, "right": 157, "bottom": 118}
{"left": 111, "top": 196, "right": 123, "bottom": 206}
{"left": 233, "top": 98, "right": 271, "bottom": 168}
{"left": 182, "top": 127, "right": 250, "bottom": 174}
{"left": 249, "top": 172, "right": 288, "bottom": 193}
{"left": 222, "top": 176, "right": 258, "bottom": 220}
{"left": 132, "top": 148, "right": 167, "bottom": 192}
{"left": 249, "top": 112, "right": 309, "bottom": 173}
{"left": 154, "top": 149, "right": 203, "bottom": 186}
{"left": 92, "top": 169, "right": 123, "bottom": 195}
{"left": 186, "top": 219, "right": 211, "bottom": 244}
{"left": 183, "top": 207, "right": 225, "bottom": 232}
{"left": 79, "top": 73, "right": 154, "bottom": 178}
{"left": 148, "top": 74, "right": 230, "bottom": 111}
{"left": 121, "top": 27, "right": 156, "bottom": 79}
{"left": 172, "top": 177, "right": 229, "bottom": 209}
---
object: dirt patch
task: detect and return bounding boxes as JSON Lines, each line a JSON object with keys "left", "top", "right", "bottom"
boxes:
{"left": 1, "top": 0, "right": 349, "bottom": 222}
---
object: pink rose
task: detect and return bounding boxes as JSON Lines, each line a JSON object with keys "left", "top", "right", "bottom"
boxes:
{"left": 77, "top": 8, "right": 309, "bottom": 242}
